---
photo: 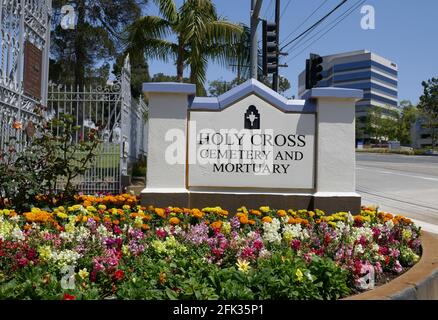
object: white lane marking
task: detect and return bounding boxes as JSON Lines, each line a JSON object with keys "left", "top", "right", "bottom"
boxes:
{"left": 357, "top": 166, "right": 438, "bottom": 182}
{"left": 410, "top": 218, "right": 438, "bottom": 235}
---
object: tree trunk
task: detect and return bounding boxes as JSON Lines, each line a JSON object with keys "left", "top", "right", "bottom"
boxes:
{"left": 176, "top": 37, "right": 184, "bottom": 82}
{"left": 74, "top": 0, "right": 86, "bottom": 89}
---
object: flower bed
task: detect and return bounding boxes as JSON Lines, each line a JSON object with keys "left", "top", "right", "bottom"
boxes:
{"left": 0, "top": 194, "right": 421, "bottom": 300}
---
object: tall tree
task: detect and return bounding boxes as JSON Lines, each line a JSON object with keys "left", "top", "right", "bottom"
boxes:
{"left": 397, "top": 100, "right": 417, "bottom": 145}
{"left": 208, "top": 75, "right": 291, "bottom": 97}
{"left": 417, "top": 78, "right": 438, "bottom": 149}
{"left": 126, "top": 0, "right": 243, "bottom": 95}
{"left": 113, "top": 53, "right": 151, "bottom": 98}
{"left": 50, "top": 0, "right": 147, "bottom": 88}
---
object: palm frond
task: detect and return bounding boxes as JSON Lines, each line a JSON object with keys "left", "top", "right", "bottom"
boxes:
{"left": 153, "top": 0, "right": 178, "bottom": 23}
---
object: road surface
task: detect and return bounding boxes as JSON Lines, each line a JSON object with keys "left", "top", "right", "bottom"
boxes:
{"left": 356, "top": 153, "right": 438, "bottom": 233}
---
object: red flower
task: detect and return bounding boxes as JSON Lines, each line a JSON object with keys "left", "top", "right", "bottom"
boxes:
{"left": 114, "top": 269, "right": 124, "bottom": 281}
{"left": 63, "top": 293, "right": 75, "bottom": 300}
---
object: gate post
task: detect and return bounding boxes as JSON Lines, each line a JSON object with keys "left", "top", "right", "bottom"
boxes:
{"left": 302, "top": 87, "right": 363, "bottom": 213}
{"left": 120, "top": 55, "right": 132, "bottom": 191}
{"left": 141, "top": 83, "right": 196, "bottom": 207}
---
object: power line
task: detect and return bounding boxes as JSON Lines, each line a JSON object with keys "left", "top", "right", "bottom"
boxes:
{"left": 280, "top": 0, "right": 293, "bottom": 20}
{"left": 285, "top": 0, "right": 366, "bottom": 64}
{"left": 264, "top": 0, "right": 274, "bottom": 19}
{"left": 281, "top": 0, "right": 329, "bottom": 44}
{"left": 280, "top": 0, "right": 348, "bottom": 51}
{"left": 286, "top": 0, "right": 366, "bottom": 58}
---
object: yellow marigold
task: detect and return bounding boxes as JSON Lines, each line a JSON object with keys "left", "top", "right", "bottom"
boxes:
{"left": 210, "top": 221, "right": 223, "bottom": 230}
{"left": 219, "top": 209, "right": 229, "bottom": 217}
{"left": 169, "top": 217, "right": 180, "bottom": 225}
{"left": 262, "top": 216, "right": 273, "bottom": 223}
{"left": 328, "top": 221, "right": 337, "bottom": 228}
{"left": 155, "top": 208, "right": 166, "bottom": 218}
{"left": 237, "top": 206, "right": 249, "bottom": 214}
{"left": 259, "top": 206, "right": 270, "bottom": 213}
{"left": 277, "top": 210, "right": 287, "bottom": 217}
{"left": 239, "top": 214, "right": 249, "bottom": 224}
{"left": 122, "top": 205, "right": 131, "bottom": 210}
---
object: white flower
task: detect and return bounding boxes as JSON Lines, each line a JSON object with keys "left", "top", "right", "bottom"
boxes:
{"left": 263, "top": 218, "right": 282, "bottom": 244}
{"left": 9, "top": 215, "right": 20, "bottom": 222}
{"left": 385, "top": 220, "right": 394, "bottom": 231}
{"left": 51, "top": 249, "right": 81, "bottom": 268}
{"left": 60, "top": 231, "right": 75, "bottom": 242}
{"left": 258, "top": 248, "right": 271, "bottom": 259}
{"left": 76, "top": 226, "right": 91, "bottom": 242}
{"left": 355, "top": 244, "right": 365, "bottom": 254}
{"left": 11, "top": 226, "right": 25, "bottom": 241}
{"left": 97, "top": 225, "right": 112, "bottom": 238}
{"left": 347, "top": 213, "right": 355, "bottom": 225}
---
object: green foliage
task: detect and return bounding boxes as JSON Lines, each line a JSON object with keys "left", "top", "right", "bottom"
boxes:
{"left": 417, "top": 77, "right": 438, "bottom": 149}
{"left": 0, "top": 114, "right": 101, "bottom": 211}
{"left": 208, "top": 75, "right": 291, "bottom": 97}
{"left": 115, "top": 248, "right": 350, "bottom": 300}
{"left": 126, "top": 0, "right": 243, "bottom": 95}
{"left": 50, "top": 0, "right": 147, "bottom": 87}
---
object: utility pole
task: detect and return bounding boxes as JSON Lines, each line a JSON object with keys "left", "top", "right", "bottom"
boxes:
{"left": 272, "top": 0, "right": 280, "bottom": 91}
{"left": 250, "top": 0, "right": 263, "bottom": 79}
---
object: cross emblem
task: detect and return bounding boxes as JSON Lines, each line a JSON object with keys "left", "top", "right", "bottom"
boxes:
{"left": 247, "top": 112, "right": 258, "bottom": 126}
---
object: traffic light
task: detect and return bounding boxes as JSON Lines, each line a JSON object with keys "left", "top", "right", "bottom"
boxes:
{"left": 305, "top": 53, "right": 324, "bottom": 90}
{"left": 262, "top": 20, "right": 278, "bottom": 76}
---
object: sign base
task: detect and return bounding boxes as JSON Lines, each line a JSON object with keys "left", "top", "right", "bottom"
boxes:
{"left": 141, "top": 189, "right": 361, "bottom": 214}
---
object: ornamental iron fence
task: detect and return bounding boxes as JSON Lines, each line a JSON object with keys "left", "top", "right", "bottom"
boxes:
{"left": 0, "top": 0, "right": 148, "bottom": 195}
{"left": 47, "top": 55, "right": 148, "bottom": 194}
{"left": 0, "top": 0, "right": 51, "bottom": 152}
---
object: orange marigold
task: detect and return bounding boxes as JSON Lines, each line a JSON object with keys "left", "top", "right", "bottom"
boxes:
{"left": 239, "top": 214, "right": 249, "bottom": 224}
{"left": 262, "top": 216, "right": 273, "bottom": 223}
{"left": 210, "top": 221, "right": 223, "bottom": 230}
{"left": 155, "top": 208, "right": 166, "bottom": 218}
{"left": 169, "top": 217, "right": 180, "bottom": 225}
{"left": 277, "top": 210, "right": 287, "bottom": 217}
{"left": 192, "top": 209, "right": 204, "bottom": 219}
{"left": 249, "top": 209, "right": 262, "bottom": 216}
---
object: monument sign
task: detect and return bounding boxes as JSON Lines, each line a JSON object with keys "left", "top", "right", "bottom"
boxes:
{"left": 141, "top": 79, "right": 363, "bottom": 213}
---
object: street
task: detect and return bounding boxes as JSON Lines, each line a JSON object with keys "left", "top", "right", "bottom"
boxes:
{"left": 356, "top": 153, "right": 438, "bottom": 233}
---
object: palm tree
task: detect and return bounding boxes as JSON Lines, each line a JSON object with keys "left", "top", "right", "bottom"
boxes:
{"left": 126, "top": 0, "right": 243, "bottom": 95}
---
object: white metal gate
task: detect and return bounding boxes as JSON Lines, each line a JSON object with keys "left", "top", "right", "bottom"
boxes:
{"left": 47, "top": 55, "right": 148, "bottom": 194}
{"left": 0, "top": 0, "right": 51, "bottom": 151}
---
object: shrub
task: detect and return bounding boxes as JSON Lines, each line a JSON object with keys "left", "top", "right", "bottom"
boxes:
{"left": 0, "top": 114, "right": 101, "bottom": 211}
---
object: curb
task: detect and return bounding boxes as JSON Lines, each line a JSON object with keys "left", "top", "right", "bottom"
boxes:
{"left": 344, "top": 231, "right": 438, "bottom": 300}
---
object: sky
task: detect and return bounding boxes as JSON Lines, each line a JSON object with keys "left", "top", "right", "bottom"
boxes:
{"left": 145, "top": 0, "right": 438, "bottom": 104}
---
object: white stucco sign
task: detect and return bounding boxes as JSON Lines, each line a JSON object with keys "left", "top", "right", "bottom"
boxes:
{"left": 141, "top": 79, "right": 363, "bottom": 213}
{"left": 188, "top": 95, "right": 315, "bottom": 189}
